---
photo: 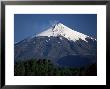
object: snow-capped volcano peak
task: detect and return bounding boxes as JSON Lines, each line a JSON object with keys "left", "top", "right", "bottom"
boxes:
{"left": 36, "top": 23, "right": 94, "bottom": 42}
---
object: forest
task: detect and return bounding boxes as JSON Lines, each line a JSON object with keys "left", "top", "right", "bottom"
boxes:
{"left": 14, "top": 59, "right": 97, "bottom": 76}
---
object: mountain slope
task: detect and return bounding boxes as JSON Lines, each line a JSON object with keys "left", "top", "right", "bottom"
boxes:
{"left": 14, "top": 23, "right": 97, "bottom": 67}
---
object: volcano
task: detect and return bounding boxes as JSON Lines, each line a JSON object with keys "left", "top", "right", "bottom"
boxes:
{"left": 14, "top": 23, "right": 97, "bottom": 67}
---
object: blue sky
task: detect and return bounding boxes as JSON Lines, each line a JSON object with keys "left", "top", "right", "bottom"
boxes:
{"left": 14, "top": 14, "right": 97, "bottom": 43}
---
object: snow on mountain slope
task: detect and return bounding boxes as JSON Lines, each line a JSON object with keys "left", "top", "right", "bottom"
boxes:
{"left": 36, "top": 23, "right": 96, "bottom": 42}
{"left": 15, "top": 22, "right": 97, "bottom": 67}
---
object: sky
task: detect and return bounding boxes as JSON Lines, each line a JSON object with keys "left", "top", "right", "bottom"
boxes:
{"left": 14, "top": 14, "right": 97, "bottom": 43}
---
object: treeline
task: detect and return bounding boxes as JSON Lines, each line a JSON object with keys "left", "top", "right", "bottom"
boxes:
{"left": 14, "top": 59, "right": 97, "bottom": 76}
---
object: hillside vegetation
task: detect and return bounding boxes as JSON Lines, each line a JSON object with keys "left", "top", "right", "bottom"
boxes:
{"left": 14, "top": 59, "right": 97, "bottom": 76}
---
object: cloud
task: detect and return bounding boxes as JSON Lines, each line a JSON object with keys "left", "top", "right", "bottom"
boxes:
{"left": 40, "top": 20, "right": 60, "bottom": 31}
{"left": 36, "top": 20, "right": 60, "bottom": 35}
{"left": 49, "top": 20, "right": 60, "bottom": 26}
